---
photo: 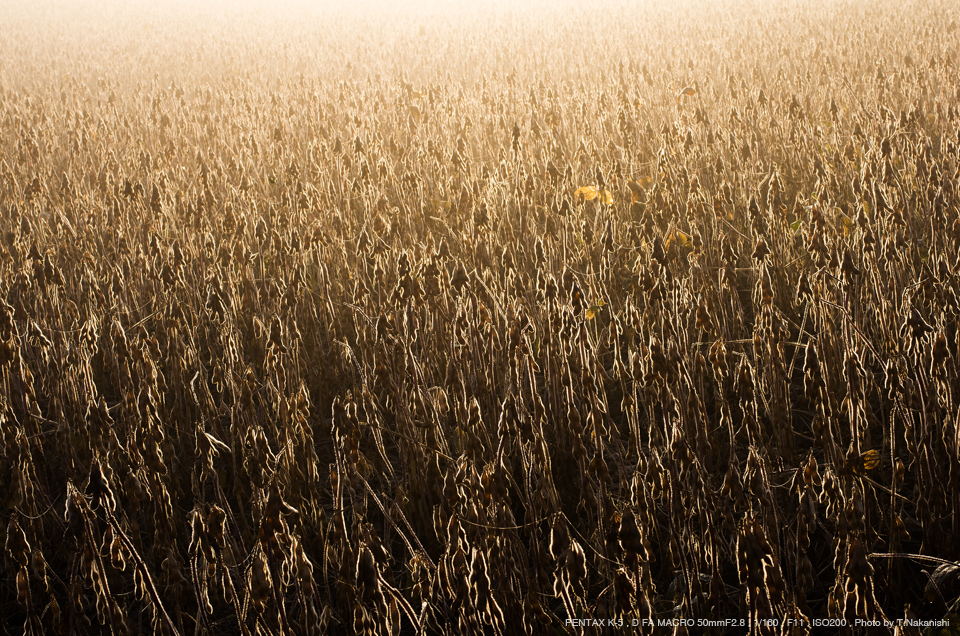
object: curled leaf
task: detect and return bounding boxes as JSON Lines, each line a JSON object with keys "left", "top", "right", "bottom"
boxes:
{"left": 664, "top": 230, "right": 692, "bottom": 251}
{"left": 585, "top": 299, "right": 606, "bottom": 320}
{"left": 840, "top": 215, "right": 854, "bottom": 236}
{"left": 575, "top": 186, "right": 614, "bottom": 205}
{"left": 627, "top": 177, "right": 652, "bottom": 202}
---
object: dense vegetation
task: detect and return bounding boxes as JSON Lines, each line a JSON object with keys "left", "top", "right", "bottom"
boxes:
{"left": 2, "top": 0, "right": 959, "bottom": 633}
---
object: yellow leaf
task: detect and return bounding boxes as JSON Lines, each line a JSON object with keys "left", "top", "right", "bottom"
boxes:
{"left": 575, "top": 186, "right": 614, "bottom": 204}
{"left": 575, "top": 186, "right": 598, "bottom": 201}
{"left": 677, "top": 86, "right": 697, "bottom": 103}
{"left": 664, "top": 231, "right": 691, "bottom": 251}
{"left": 844, "top": 449, "right": 881, "bottom": 476}
{"left": 627, "top": 177, "right": 652, "bottom": 202}
{"left": 584, "top": 299, "right": 605, "bottom": 320}
{"left": 840, "top": 215, "right": 853, "bottom": 236}
{"left": 860, "top": 450, "right": 881, "bottom": 471}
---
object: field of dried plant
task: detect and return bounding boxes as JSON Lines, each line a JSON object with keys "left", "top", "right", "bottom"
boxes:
{"left": 2, "top": 0, "right": 960, "bottom": 634}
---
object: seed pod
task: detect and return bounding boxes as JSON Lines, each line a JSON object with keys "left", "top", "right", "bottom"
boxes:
{"left": 85, "top": 461, "right": 115, "bottom": 512}
{"left": 618, "top": 510, "right": 645, "bottom": 557}
{"left": 932, "top": 330, "right": 951, "bottom": 370}
{"left": 250, "top": 553, "right": 271, "bottom": 609}
{"left": 564, "top": 540, "right": 587, "bottom": 596}
{"left": 356, "top": 545, "right": 381, "bottom": 604}
{"left": 752, "top": 237, "right": 770, "bottom": 261}
{"left": 549, "top": 517, "right": 569, "bottom": 561}
{"left": 5, "top": 515, "right": 31, "bottom": 572}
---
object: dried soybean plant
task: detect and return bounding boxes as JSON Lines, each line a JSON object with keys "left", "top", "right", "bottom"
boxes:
{"left": 2, "top": 0, "right": 960, "bottom": 634}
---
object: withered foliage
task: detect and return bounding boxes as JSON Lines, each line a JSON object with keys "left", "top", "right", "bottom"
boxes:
{"left": 2, "top": 0, "right": 960, "bottom": 634}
